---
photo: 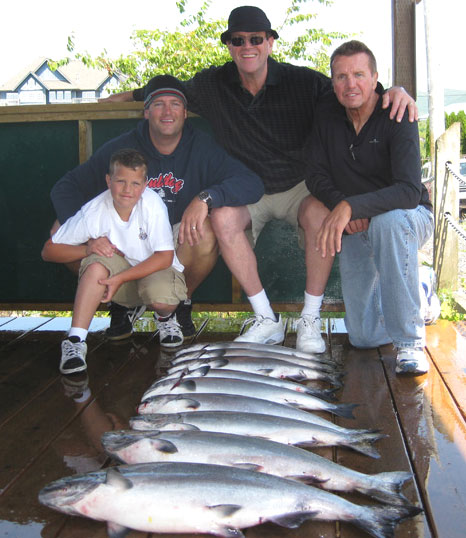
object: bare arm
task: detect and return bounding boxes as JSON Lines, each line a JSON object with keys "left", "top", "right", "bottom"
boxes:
{"left": 98, "top": 90, "right": 135, "bottom": 103}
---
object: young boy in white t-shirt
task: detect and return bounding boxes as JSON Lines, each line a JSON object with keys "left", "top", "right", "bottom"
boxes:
{"left": 42, "top": 148, "right": 187, "bottom": 374}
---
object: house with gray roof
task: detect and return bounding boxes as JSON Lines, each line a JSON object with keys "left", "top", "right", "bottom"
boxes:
{"left": 0, "top": 57, "right": 125, "bottom": 106}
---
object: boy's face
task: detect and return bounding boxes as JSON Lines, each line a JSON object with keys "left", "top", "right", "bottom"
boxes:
{"left": 106, "top": 163, "right": 147, "bottom": 218}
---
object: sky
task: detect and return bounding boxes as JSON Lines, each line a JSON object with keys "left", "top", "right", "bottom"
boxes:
{"left": 0, "top": 0, "right": 464, "bottom": 92}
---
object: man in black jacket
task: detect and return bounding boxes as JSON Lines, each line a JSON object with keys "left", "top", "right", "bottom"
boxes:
{"left": 305, "top": 41, "right": 433, "bottom": 375}
{"left": 50, "top": 76, "right": 264, "bottom": 344}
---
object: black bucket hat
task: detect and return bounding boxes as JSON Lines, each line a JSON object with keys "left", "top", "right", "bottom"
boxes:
{"left": 220, "top": 6, "right": 279, "bottom": 44}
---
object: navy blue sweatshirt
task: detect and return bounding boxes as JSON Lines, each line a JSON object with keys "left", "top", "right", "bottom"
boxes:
{"left": 51, "top": 120, "right": 264, "bottom": 225}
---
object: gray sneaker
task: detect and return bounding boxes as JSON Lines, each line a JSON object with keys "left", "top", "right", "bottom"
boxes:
{"left": 154, "top": 315, "right": 184, "bottom": 348}
{"left": 235, "top": 314, "right": 285, "bottom": 345}
{"left": 60, "top": 336, "right": 88, "bottom": 375}
{"left": 395, "top": 347, "right": 430, "bottom": 375}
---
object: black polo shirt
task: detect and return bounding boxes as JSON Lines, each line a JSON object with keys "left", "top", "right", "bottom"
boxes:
{"left": 135, "top": 58, "right": 331, "bottom": 194}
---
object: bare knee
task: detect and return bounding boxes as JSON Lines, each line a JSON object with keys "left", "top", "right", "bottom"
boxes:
{"left": 150, "top": 302, "right": 177, "bottom": 317}
{"left": 82, "top": 262, "right": 109, "bottom": 279}
{"left": 210, "top": 206, "right": 250, "bottom": 240}
{"left": 298, "top": 195, "right": 329, "bottom": 232}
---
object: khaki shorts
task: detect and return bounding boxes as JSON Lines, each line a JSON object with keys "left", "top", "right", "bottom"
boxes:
{"left": 246, "top": 180, "right": 309, "bottom": 248}
{"left": 79, "top": 253, "right": 187, "bottom": 308}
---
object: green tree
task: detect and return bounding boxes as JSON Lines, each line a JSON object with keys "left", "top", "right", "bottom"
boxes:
{"left": 51, "top": 0, "right": 347, "bottom": 91}
{"left": 423, "top": 110, "right": 466, "bottom": 160}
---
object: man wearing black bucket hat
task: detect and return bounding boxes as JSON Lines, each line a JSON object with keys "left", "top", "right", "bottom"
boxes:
{"left": 50, "top": 75, "right": 263, "bottom": 345}
{"left": 104, "top": 6, "right": 418, "bottom": 351}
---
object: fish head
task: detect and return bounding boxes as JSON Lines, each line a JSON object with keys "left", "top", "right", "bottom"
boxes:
{"left": 38, "top": 473, "right": 101, "bottom": 515}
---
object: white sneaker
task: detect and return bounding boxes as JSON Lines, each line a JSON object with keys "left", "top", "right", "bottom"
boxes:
{"left": 395, "top": 347, "right": 429, "bottom": 375}
{"left": 155, "top": 315, "right": 184, "bottom": 348}
{"left": 60, "top": 337, "right": 88, "bottom": 374}
{"left": 296, "top": 315, "right": 326, "bottom": 353}
{"left": 235, "top": 314, "right": 285, "bottom": 344}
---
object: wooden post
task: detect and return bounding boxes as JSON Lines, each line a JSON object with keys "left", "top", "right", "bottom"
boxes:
{"left": 392, "top": 0, "right": 417, "bottom": 99}
{"left": 433, "top": 123, "right": 460, "bottom": 289}
{"left": 78, "top": 120, "right": 92, "bottom": 164}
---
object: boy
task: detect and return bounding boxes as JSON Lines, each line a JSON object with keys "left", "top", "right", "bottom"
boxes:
{"left": 42, "top": 148, "right": 187, "bottom": 374}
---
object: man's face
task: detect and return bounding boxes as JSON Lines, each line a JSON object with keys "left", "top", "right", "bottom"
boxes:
{"left": 227, "top": 31, "right": 274, "bottom": 77}
{"left": 106, "top": 164, "right": 147, "bottom": 218}
{"left": 331, "top": 52, "right": 378, "bottom": 110}
{"left": 144, "top": 95, "right": 187, "bottom": 138}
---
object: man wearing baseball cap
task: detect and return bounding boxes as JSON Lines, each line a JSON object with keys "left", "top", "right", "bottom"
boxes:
{"left": 50, "top": 74, "right": 263, "bottom": 345}
{"left": 104, "top": 6, "right": 418, "bottom": 351}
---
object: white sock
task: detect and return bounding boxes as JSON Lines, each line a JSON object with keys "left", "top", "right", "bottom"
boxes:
{"left": 248, "top": 289, "right": 276, "bottom": 320}
{"left": 301, "top": 292, "right": 323, "bottom": 319}
{"left": 69, "top": 327, "right": 88, "bottom": 341}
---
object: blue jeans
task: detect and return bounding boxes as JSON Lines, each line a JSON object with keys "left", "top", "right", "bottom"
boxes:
{"left": 339, "top": 206, "right": 434, "bottom": 349}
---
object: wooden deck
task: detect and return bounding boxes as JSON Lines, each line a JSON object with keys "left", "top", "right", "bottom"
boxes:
{"left": 0, "top": 315, "right": 465, "bottom": 538}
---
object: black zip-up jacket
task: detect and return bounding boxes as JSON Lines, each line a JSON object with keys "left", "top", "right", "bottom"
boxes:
{"left": 51, "top": 120, "right": 264, "bottom": 225}
{"left": 306, "top": 92, "right": 432, "bottom": 219}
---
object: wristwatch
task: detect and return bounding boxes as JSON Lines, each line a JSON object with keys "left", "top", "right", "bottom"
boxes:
{"left": 198, "top": 191, "right": 213, "bottom": 211}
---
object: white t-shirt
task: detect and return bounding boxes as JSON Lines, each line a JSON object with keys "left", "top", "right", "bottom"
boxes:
{"left": 52, "top": 189, "right": 183, "bottom": 272}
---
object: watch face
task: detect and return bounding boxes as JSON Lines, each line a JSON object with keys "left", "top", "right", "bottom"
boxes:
{"left": 199, "top": 191, "right": 212, "bottom": 206}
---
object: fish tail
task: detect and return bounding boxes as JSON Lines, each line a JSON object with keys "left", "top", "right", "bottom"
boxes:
{"left": 333, "top": 402, "right": 358, "bottom": 419}
{"left": 352, "top": 504, "right": 423, "bottom": 538}
{"left": 344, "top": 431, "right": 387, "bottom": 458}
{"left": 357, "top": 471, "right": 413, "bottom": 505}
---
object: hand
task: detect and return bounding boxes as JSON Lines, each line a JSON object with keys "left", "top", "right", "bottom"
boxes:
{"left": 98, "top": 274, "right": 124, "bottom": 303}
{"left": 383, "top": 86, "right": 418, "bottom": 122}
{"left": 86, "top": 237, "right": 121, "bottom": 257}
{"left": 178, "top": 198, "right": 209, "bottom": 247}
{"left": 316, "top": 201, "right": 352, "bottom": 257}
{"left": 344, "top": 218, "right": 369, "bottom": 235}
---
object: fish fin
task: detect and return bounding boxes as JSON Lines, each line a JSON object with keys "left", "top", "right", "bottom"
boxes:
{"left": 105, "top": 468, "right": 133, "bottom": 490}
{"left": 352, "top": 504, "right": 422, "bottom": 538}
{"left": 345, "top": 431, "right": 388, "bottom": 458}
{"left": 269, "top": 511, "right": 320, "bottom": 528}
{"left": 178, "top": 379, "right": 197, "bottom": 391}
{"left": 333, "top": 402, "right": 359, "bottom": 419}
{"left": 192, "top": 365, "right": 210, "bottom": 377}
{"left": 208, "top": 504, "right": 243, "bottom": 518}
{"left": 232, "top": 463, "right": 263, "bottom": 472}
{"left": 107, "top": 521, "right": 131, "bottom": 538}
{"left": 212, "top": 358, "right": 230, "bottom": 368}
{"left": 285, "top": 474, "right": 329, "bottom": 485}
{"left": 150, "top": 439, "right": 178, "bottom": 454}
{"left": 358, "top": 471, "right": 413, "bottom": 505}
{"left": 257, "top": 368, "right": 274, "bottom": 375}
{"left": 176, "top": 397, "right": 201, "bottom": 410}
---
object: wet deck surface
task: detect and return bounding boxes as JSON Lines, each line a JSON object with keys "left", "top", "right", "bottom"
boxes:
{"left": 0, "top": 316, "right": 465, "bottom": 538}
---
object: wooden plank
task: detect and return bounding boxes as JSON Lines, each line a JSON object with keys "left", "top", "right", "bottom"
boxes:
{"left": 333, "top": 340, "right": 428, "bottom": 538}
{"left": 380, "top": 343, "right": 466, "bottom": 538}
{"left": 425, "top": 320, "right": 466, "bottom": 419}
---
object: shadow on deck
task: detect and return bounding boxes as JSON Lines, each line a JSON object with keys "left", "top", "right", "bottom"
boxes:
{"left": 0, "top": 316, "right": 465, "bottom": 538}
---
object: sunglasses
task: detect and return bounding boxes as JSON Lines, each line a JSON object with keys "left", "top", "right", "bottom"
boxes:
{"left": 230, "top": 36, "right": 265, "bottom": 47}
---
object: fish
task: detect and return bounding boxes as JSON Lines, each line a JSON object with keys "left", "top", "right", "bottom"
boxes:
{"left": 167, "top": 355, "right": 343, "bottom": 384}
{"left": 175, "top": 341, "right": 330, "bottom": 361}
{"left": 101, "top": 429, "right": 412, "bottom": 505}
{"left": 150, "top": 366, "right": 338, "bottom": 399}
{"left": 130, "top": 411, "right": 385, "bottom": 458}
{"left": 39, "top": 462, "right": 422, "bottom": 538}
{"left": 136, "top": 392, "right": 376, "bottom": 437}
{"left": 141, "top": 376, "right": 357, "bottom": 418}
{"left": 171, "top": 347, "right": 339, "bottom": 370}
